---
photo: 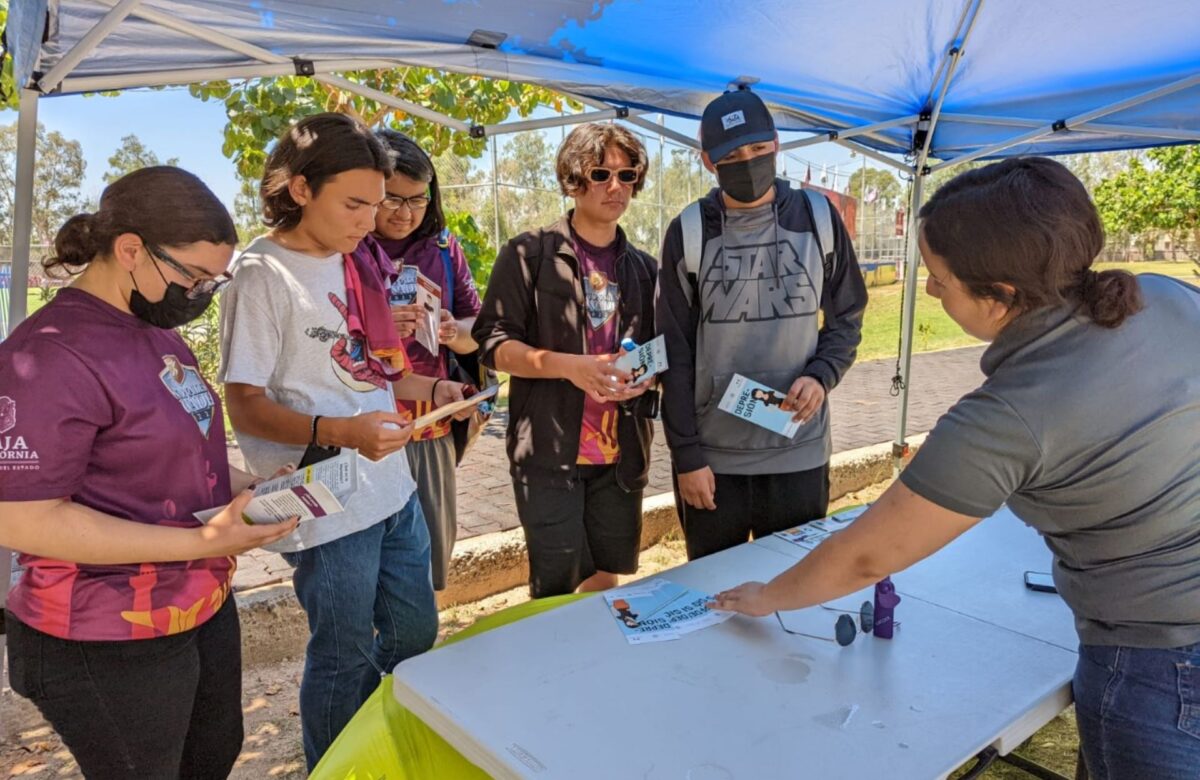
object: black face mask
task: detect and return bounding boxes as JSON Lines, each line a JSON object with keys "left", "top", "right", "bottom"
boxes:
{"left": 129, "top": 264, "right": 214, "bottom": 329}
{"left": 716, "top": 152, "right": 777, "bottom": 204}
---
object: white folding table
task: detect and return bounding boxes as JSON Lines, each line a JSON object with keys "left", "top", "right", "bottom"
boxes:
{"left": 393, "top": 511, "right": 1079, "bottom": 779}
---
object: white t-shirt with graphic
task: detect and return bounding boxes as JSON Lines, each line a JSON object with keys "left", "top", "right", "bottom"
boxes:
{"left": 218, "top": 236, "right": 416, "bottom": 552}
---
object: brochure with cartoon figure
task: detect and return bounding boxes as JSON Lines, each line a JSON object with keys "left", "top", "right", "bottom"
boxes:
{"left": 614, "top": 334, "right": 669, "bottom": 386}
{"left": 388, "top": 266, "right": 442, "bottom": 355}
{"left": 717, "top": 374, "right": 802, "bottom": 438}
{"left": 603, "top": 579, "right": 732, "bottom": 645}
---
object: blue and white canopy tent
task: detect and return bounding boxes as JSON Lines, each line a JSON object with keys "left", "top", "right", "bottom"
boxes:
{"left": 4, "top": 0, "right": 1199, "bottom": 481}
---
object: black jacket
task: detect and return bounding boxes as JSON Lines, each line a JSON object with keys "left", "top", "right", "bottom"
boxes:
{"left": 473, "top": 214, "right": 659, "bottom": 489}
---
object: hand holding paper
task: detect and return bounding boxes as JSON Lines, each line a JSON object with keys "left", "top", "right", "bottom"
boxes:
{"left": 614, "top": 334, "right": 669, "bottom": 387}
{"left": 413, "top": 384, "right": 501, "bottom": 430}
{"left": 197, "top": 489, "right": 300, "bottom": 553}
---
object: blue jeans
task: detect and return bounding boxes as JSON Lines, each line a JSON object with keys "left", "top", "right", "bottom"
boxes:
{"left": 1074, "top": 642, "right": 1200, "bottom": 779}
{"left": 281, "top": 494, "right": 438, "bottom": 770}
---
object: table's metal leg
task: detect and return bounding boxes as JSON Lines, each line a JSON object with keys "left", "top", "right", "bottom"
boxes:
{"left": 959, "top": 747, "right": 1000, "bottom": 779}
{"left": 997, "top": 750, "right": 1074, "bottom": 780}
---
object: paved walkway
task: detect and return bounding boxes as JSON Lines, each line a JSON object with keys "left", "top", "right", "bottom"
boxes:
{"left": 232, "top": 345, "right": 986, "bottom": 591}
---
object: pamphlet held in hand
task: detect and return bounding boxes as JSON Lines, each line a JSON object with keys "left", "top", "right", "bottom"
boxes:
{"left": 614, "top": 335, "right": 669, "bottom": 385}
{"left": 194, "top": 451, "right": 360, "bottom": 525}
{"left": 717, "top": 374, "right": 802, "bottom": 438}
{"left": 388, "top": 266, "right": 442, "bottom": 355}
{"left": 412, "top": 384, "right": 502, "bottom": 431}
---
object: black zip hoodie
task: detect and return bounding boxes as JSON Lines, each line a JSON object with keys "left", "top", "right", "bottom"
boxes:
{"left": 473, "top": 214, "right": 659, "bottom": 489}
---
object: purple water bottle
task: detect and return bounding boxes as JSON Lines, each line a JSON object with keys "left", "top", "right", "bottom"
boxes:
{"left": 873, "top": 577, "right": 901, "bottom": 639}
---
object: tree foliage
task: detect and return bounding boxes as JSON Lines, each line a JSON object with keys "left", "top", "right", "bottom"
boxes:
{"left": 846, "top": 166, "right": 903, "bottom": 209}
{"left": 188, "top": 69, "right": 571, "bottom": 181}
{"left": 0, "top": 2, "right": 19, "bottom": 111}
{"left": 104, "top": 134, "right": 179, "bottom": 183}
{"left": 1094, "top": 145, "right": 1200, "bottom": 259}
{"left": 0, "top": 121, "right": 87, "bottom": 246}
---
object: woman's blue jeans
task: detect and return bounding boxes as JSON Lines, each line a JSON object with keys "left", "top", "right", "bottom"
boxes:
{"left": 1074, "top": 642, "right": 1200, "bottom": 779}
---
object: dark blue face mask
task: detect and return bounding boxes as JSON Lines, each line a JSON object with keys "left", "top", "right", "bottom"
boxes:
{"left": 717, "top": 152, "right": 777, "bottom": 203}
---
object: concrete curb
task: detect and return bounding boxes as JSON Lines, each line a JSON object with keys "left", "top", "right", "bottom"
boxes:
{"left": 234, "top": 434, "right": 927, "bottom": 667}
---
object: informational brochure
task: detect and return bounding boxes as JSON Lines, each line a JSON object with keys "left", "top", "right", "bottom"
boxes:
{"left": 603, "top": 579, "right": 733, "bottom": 645}
{"left": 775, "top": 504, "right": 870, "bottom": 550}
{"left": 717, "top": 374, "right": 802, "bottom": 438}
{"left": 614, "top": 334, "right": 669, "bottom": 386}
{"left": 388, "top": 266, "right": 442, "bottom": 355}
{"left": 412, "top": 384, "right": 502, "bottom": 430}
{"left": 194, "top": 451, "right": 359, "bottom": 525}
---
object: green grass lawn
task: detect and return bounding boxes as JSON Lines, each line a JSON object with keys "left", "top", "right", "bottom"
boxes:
{"left": 26, "top": 289, "right": 48, "bottom": 316}
{"left": 856, "top": 259, "right": 1196, "bottom": 362}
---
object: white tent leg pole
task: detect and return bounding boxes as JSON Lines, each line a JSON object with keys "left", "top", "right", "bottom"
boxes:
{"left": 2, "top": 89, "right": 35, "bottom": 684}
{"left": 893, "top": 171, "right": 926, "bottom": 477}
{"left": 7, "top": 89, "right": 38, "bottom": 333}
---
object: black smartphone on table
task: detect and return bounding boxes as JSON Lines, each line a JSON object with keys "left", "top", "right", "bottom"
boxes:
{"left": 1023, "top": 571, "right": 1057, "bottom": 593}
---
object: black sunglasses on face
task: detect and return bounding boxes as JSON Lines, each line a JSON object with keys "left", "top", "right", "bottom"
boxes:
{"left": 586, "top": 166, "right": 642, "bottom": 185}
{"left": 145, "top": 244, "right": 230, "bottom": 299}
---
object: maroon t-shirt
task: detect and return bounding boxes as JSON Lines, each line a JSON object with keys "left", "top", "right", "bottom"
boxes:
{"left": 0, "top": 288, "right": 234, "bottom": 641}
{"left": 573, "top": 232, "right": 621, "bottom": 465}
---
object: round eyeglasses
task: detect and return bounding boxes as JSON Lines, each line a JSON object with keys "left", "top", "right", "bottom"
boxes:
{"left": 380, "top": 193, "right": 431, "bottom": 212}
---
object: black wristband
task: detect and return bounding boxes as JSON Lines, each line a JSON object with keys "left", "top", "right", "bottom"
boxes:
{"left": 310, "top": 415, "right": 323, "bottom": 446}
{"left": 431, "top": 378, "right": 444, "bottom": 402}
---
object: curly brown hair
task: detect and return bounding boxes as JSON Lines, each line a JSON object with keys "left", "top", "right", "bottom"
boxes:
{"left": 555, "top": 122, "right": 648, "bottom": 197}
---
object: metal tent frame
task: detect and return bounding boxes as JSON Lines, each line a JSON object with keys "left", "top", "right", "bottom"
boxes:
{"left": 3, "top": 2, "right": 1199, "bottom": 681}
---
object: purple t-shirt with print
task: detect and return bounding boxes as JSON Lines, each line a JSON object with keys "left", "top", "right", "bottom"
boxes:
{"left": 573, "top": 232, "right": 621, "bottom": 465}
{"left": 0, "top": 288, "right": 234, "bottom": 641}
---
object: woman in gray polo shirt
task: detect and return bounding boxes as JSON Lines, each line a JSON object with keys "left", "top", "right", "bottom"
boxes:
{"left": 713, "top": 157, "right": 1200, "bottom": 779}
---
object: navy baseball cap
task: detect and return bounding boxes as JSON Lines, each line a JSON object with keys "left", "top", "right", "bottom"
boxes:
{"left": 701, "top": 89, "right": 777, "bottom": 162}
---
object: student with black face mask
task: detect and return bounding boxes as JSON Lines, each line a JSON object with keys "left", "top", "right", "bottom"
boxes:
{"left": 655, "top": 88, "right": 869, "bottom": 561}
{"left": 0, "top": 166, "right": 297, "bottom": 778}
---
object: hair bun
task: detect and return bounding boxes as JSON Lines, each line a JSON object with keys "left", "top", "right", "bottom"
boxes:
{"left": 46, "top": 212, "right": 99, "bottom": 274}
{"left": 1080, "top": 268, "right": 1142, "bottom": 328}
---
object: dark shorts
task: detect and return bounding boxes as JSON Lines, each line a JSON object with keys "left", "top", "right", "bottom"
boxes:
{"left": 513, "top": 464, "right": 643, "bottom": 598}
{"left": 674, "top": 463, "right": 830, "bottom": 560}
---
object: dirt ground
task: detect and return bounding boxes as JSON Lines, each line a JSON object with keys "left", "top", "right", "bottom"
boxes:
{"left": 0, "top": 481, "right": 1080, "bottom": 778}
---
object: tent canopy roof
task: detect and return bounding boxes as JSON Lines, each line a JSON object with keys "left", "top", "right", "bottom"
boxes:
{"left": 8, "top": 0, "right": 1200, "bottom": 166}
